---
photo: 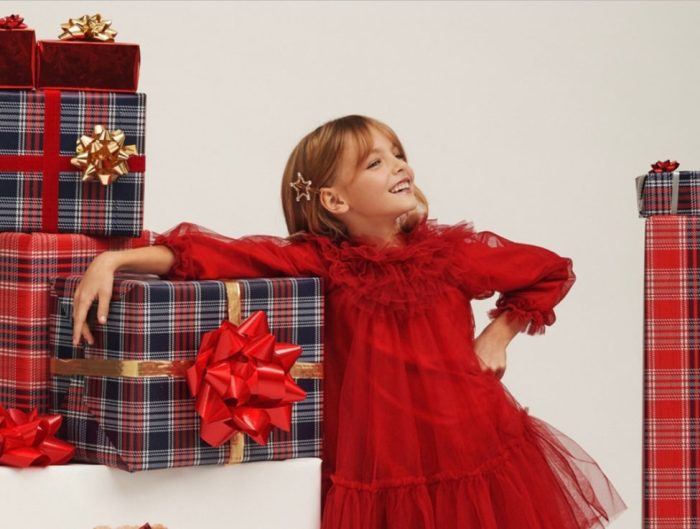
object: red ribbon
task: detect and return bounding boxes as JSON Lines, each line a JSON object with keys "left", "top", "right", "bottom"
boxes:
{"left": 0, "top": 14, "right": 27, "bottom": 30}
{"left": 649, "top": 159, "right": 679, "bottom": 174}
{"left": 0, "top": 406, "right": 75, "bottom": 467}
{"left": 187, "top": 310, "right": 308, "bottom": 447}
{"left": 0, "top": 90, "right": 146, "bottom": 233}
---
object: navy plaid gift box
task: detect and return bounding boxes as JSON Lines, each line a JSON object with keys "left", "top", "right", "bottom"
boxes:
{"left": 0, "top": 89, "right": 146, "bottom": 236}
{"left": 49, "top": 274, "right": 324, "bottom": 472}
{"left": 636, "top": 171, "right": 700, "bottom": 216}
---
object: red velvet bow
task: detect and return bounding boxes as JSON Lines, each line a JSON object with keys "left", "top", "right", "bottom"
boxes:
{"left": 649, "top": 159, "right": 679, "bottom": 174}
{"left": 0, "top": 406, "right": 75, "bottom": 467}
{"left": 187, "top": 310, "right": 308, "bottom": 447}
{"left": 0, "top": 14, "right": 27, "bottom": 29}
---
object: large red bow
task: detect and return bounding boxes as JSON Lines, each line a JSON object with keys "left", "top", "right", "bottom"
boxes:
{"left": 0, "top": 14, "right": 27, "bottom": 29}
{"left": 187, "top": 310, "right": 308, "bottom": 447}
{"left": 649, "top": 159, "right": 679, "bottom": 174}
{"left": 0, "top": 406, "right": 75, "bottom": 467}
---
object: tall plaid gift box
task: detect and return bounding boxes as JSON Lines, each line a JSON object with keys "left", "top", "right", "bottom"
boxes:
{"left": 0, "top": 89, "right": 146, "bottom": 236}
{"left": 636, "top": 164, "right": 700, "bottom": 527}
{"left": 49, "top": 274, "right": 324, "bottom": 472}
{"left": 0, "top": 231, "right": 154, "bottom": 413}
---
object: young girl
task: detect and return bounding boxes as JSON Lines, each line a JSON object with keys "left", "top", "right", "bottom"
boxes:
{"left": 72, "top": 115, "right": 628, "bottom": 529}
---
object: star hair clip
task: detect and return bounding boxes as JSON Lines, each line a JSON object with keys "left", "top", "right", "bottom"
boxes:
{"left": 290, "top": 171, "right": 314, "bottom": 202}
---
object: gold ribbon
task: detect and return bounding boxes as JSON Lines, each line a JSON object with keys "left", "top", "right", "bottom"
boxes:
{"left": 51, "top": 280, "right": 323, "bottom": 464}
{"left": 71, "top": 125, "right": 138, "bottom": 186}
{"left": 59, "top": 14, "right": 117, "bottom": 42}
{"left": 49, "top": 358, "right": 322, "bottom": 380}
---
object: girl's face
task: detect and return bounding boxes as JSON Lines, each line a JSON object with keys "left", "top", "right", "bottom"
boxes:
{"left": 321, "top": 127, "right": 417, "bottom": 232}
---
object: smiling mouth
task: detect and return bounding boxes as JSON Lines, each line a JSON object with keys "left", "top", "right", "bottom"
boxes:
{"left": 389, "top": 178, "right": 412, "bottom": 194}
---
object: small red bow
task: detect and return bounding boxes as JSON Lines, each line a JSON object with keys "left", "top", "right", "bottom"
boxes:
{"left": 0, "top": 14, "right": 27, "bottom": 30}
{"left": 649, "top": 159, "right": 680, "bottom": 174}
{"left": 0, "top": 406, "right": 75, "bottom": 467}
{"left": 187, "top": 311, "right": 308, "bottom": 447}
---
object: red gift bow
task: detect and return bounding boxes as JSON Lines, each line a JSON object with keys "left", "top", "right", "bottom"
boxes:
{"left": 187, "top": 310, "right": 308, "bottom": 447}
{"left": 0, "top": 14, "right": 27, "bottom": 30}
{"left": 0, "top": 406, "right": 75, "bottom": 467}
{"left": 649, "top": 159, "right": 680, "bottom": 174}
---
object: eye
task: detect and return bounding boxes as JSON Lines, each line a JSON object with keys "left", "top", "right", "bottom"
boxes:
{"left": 367, "top": 152, "right": 405, "bottom": 169}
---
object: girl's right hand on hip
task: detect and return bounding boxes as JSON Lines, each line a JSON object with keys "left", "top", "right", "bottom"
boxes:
{"left": 71, "top": 252, "right": 118, "bottom": 346}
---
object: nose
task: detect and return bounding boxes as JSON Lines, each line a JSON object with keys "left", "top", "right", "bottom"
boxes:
{"left": 393, "top": 158, "right": 406, "bottom": 175}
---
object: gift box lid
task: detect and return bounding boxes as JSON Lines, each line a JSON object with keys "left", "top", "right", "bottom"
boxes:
{"left": 636, "top": 170, "right": 700, "bottom": 217}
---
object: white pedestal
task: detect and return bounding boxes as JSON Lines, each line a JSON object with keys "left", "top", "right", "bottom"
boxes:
{"left": 0, "top": 458, "right": 321, "bottom": 529}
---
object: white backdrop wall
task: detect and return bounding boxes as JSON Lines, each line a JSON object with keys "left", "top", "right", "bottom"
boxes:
{"left": 10, "top": 1, "right": 700, "bottom": 527}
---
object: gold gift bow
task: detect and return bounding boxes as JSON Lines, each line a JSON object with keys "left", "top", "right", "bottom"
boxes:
{"left": 59, "top": 14, "right": 117, "bottom": 42}
{"left": 51, "top": 280, "right": 323, "bottom": 464}
{"left": 71, "top": 125, "right": 139, "bottom": 186}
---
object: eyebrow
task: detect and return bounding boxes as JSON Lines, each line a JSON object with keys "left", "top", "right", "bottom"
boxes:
{"left": 368, "top": 145, "right": 399, "bottom": 155}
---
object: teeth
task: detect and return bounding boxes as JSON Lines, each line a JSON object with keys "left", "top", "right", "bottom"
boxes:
{"left": 390, "top": 180, "right": 410, "bottom": 193}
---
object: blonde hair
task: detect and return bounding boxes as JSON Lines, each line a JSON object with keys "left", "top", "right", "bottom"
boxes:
{"left": 281, "top": 115, "right": 429, "bottom": 242}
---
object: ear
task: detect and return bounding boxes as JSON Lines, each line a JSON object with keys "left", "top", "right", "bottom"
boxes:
{"left": 319, "top": 187, "right": 350, "bottom": 214}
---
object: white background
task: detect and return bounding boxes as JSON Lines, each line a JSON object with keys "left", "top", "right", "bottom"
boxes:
{"left": 10, "top": 1, "right": 700, "bottom": 527}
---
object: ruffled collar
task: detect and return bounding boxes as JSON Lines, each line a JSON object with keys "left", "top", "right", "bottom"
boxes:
{"left": 298, "top": 218, "right": 478, "bottom": 313}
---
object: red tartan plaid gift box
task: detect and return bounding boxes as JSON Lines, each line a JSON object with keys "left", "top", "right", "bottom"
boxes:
{"left": 0, "top": 89, "right": 146, "bottom": 236}
{"left": 36, "top": 14, "right": 139, "bottom": 92}
{"left": 49, "top": 274, "right": 324, "bottom": 472}
{"left": 0, "top": 15, "right": 35, "bottom": 89}
{"left": 0, "top": 230, "right": 154, "bottom": 413}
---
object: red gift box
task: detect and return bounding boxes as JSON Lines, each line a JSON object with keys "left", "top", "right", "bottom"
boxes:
{"left": 36, "top": 39, "right": 140, "bottom": 92}
{"left": 0, "top": 15, "right": 35, "bottom": 89}
{"left": 0, "top": 230, "right": 155, "bottom": 413}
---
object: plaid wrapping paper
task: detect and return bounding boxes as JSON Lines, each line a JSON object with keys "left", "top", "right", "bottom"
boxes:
{"left": 0, "top": 230, "right": 154, "bottom": 413}
{"left": 643, "top": 215, "right": 700, "bottom": 528}
{"left": 0, "top": 89, "right": 146, "bottom": 236}
{"left": 50, "top": 274, "right": 324, "bottom": 472}
{"left": 637, "top": 171, "right": 700, "bottom": 217}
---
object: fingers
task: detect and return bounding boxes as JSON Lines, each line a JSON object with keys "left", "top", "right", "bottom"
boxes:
{"left": 72, "top": 290, "right": 92, "bottom": 346}
{"left": 81, "top": 322, "right": 94, "bottom": 346}
{"left": 97, "top": 288, "right": 112, "bottom": 325}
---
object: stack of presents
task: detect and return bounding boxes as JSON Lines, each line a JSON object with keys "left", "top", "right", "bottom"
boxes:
{"left": 637, "top": 160, "right": 700, "bottom": 528}
{"left": 0, "top": 14, "right": 324, "bottom": 529}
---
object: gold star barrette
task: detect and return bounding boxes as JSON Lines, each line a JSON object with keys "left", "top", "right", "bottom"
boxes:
{"left": 290, "top": 171, "right": 313, "bottom": 202}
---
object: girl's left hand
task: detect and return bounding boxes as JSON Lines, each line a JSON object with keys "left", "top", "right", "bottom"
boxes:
{"left": 474, "top": 333, "right": 507, "bottom": 380}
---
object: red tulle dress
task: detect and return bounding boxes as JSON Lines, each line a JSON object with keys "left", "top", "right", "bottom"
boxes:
{"left": 154, "top": 217, "right": 628, "bottom": 529}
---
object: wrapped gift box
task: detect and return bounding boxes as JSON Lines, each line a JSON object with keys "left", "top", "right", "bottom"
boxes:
{"left": 0, "top": 230, "right": 154, "bottom": 412}
{"left": 0, "top": 458, "right": 321, "bottom": 529}
{"left": 641, "top": 214, "right": 700, "bottom": 527}
{"left": 50, "top": 275, "right": 324, "bottom": 472}
{"left": 636, "top": 170, "right": 700, "bottom": 217}
{"left": 0, "top": 17, "right": 35, "bottom": 89}
{"left": 37, "top": 40, "right": 140, "bottom": 92}
{"left": 0, "top": 89, "right": 146, "bottom": 236}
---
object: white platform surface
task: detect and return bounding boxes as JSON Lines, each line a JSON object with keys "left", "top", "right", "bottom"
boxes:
{"left": 0, "top": 458, "right": 321, "bottom": 529}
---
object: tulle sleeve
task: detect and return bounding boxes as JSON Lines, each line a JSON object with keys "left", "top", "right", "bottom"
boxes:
{"left": 455, "top": 229, "right": 576, "bottom": 335}
{"left": 153, "top": 221, "right": 327, "bottom": 280}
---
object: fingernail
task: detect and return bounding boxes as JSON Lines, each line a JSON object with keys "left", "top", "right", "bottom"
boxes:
{"left": 99, "top": 316, "right": 106, "bottom": 323}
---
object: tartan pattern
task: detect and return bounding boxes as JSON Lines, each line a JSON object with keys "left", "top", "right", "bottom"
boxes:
{"left": 0, "top": 90, "right": 146, "bottom": 236}
{"left": 50, "top": 275, "right": 324, "bottom": 472}
{"left": 643, "top": 215, "right": 700, "bottom": 528}
{"left": 638, "top": 171, "right": 700, "bottom": 216}
{"left": 0, "top": 230, "right": 154, "bottom": 412}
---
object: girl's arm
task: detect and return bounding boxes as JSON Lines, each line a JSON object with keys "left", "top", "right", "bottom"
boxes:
{"left": 71, "top": 245, "right": 176, "bottom": 345}
{"left": 72, "top": 222, "right": 327, "bottom": 346}
{"left": 155, "top": 222, "right": 325, "bottom": 280}
{"left": 456, "top": 229, "right": 576, "bottom": 337}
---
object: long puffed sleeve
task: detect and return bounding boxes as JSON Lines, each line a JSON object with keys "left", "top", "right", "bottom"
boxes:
{"left": 153, "top": 222, "right": 327, "bottom": 280}
{"left": 455, "top": 229, "right": 576, "bottom": 335}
